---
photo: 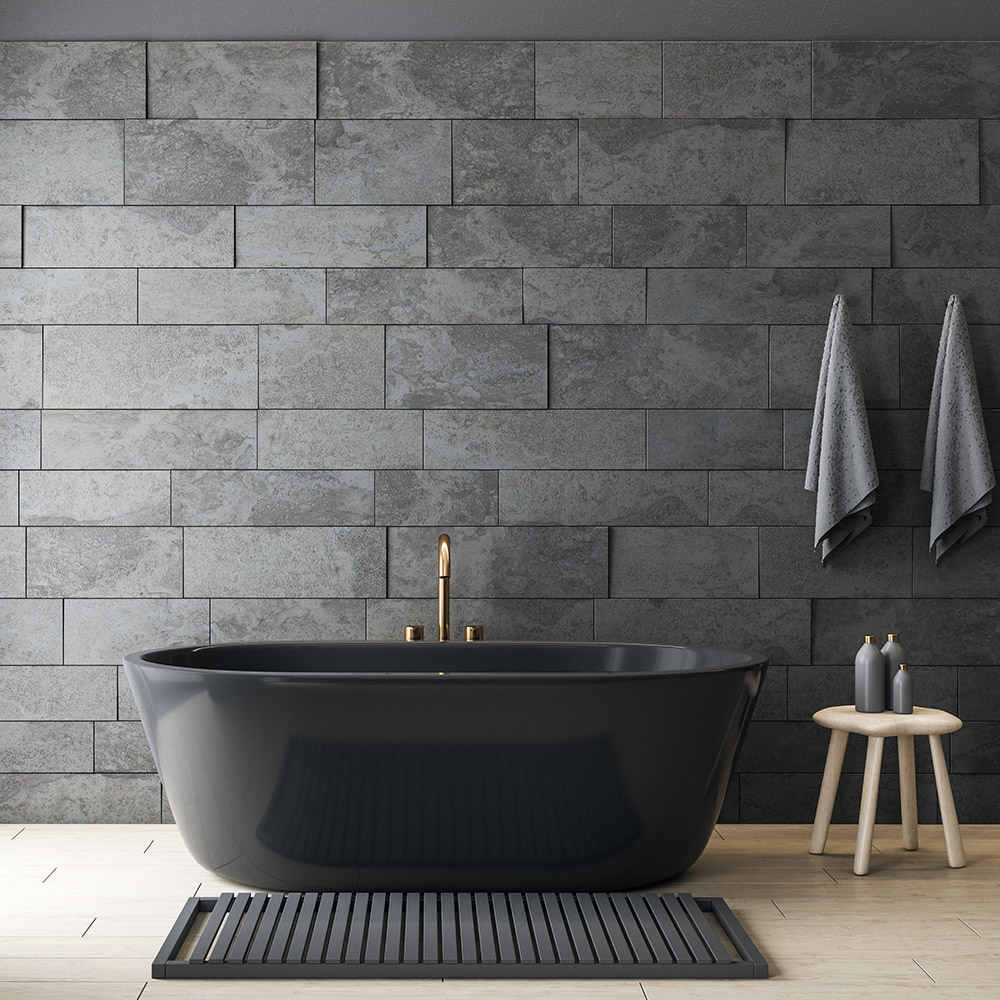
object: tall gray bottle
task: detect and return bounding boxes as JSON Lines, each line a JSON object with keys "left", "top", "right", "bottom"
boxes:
{"left": 855, "top": 635, "right": 885, "bottom": 713}
{"left": 892, "top": 663, "right": 913, "bottom": 714}
{"left": 882, "top": 632, "right": 905, "bottom": 707}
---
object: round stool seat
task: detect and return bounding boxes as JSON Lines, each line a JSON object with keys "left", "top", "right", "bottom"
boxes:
{"left": 813, "top": 705, "right": 962, "bottom": 737}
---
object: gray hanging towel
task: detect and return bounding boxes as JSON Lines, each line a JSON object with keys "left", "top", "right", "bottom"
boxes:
{"left": 805, "top": 295, "right": 878, "bottom": 563}
{"left": 920, "top": 294, "right": 995, "bottom": 563}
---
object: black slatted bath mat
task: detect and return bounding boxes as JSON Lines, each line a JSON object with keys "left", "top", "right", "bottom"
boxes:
{"left": 153, "top": 890, "right": 767, "bottom": 979}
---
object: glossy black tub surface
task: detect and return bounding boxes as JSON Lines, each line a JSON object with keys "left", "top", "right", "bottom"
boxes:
{"left": 124, "top": 642, "right": 767, "bottom": 891}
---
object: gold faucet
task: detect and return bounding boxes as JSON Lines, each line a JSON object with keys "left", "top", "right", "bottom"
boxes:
{"left": 403, "top": 533, "right": 482, "bottom": 642}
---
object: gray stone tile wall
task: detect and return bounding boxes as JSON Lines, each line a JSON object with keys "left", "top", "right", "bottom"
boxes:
{"left": 1, "top": 39, "right": 998, "bottom": 825}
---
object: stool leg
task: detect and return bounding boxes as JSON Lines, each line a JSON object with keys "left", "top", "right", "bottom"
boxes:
{"left": 898, "top": 734, "right": 918, "bottom": 850}
{"left": 810, "top": 729, "right": 848, "bottom": 855}
{"left": 854, "top": 735, "right": 884, "bottom": 876}
{"left": 929, "top": 734, "right": 966, "bottom": 869}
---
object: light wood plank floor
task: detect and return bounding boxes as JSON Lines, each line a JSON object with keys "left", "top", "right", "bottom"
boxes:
{"left": 0, "top": 823, "right": 997, "bottom": 999}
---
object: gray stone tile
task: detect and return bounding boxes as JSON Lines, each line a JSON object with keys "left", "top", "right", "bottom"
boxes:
{"left": 94, "top": 722, "right": 154, "bottom": 772}
{"left": 612, "top": 206, "right": 746, "bottom": 267}
{"left": 139, "top": 268, "right": 324, "bottom": 325}
{"left": 0, "top": 665, "right": 117, "bottom": 722}
{"left": 453, "top": 120, "right": 578, "bottom": 205}
{"left": 366, "top": 598, "right": 594, "bottom": 642}
{"left": 0, "top": 411, "right": 40, "bottom": 469}
{"left": 748, "top": 206, "right": 890, "bottom": 268}
{"left": 782, "top": 410, "right": 813, "bottom": 471}
{"left": 27, "top": 527, "right": 183, "bottom": 599}
{"left": 0, "top": 472, "right": 15, "bottom": 525}
{"left": 708, "top": 470, "right": 815, "bottom": 526}
{"left": 579, "top": 119, "right": 784, "bottom": 205}
{"left": 148, "top": 41, "right": 316, "bottom": 118}
{"left": 24, "top": 207, "right": 234, "bottom": 268}
{"left": 125, "top": 119, "right": 314, "bottom": 205}
{"left": 748, "top": 666, "right": 787, "bottom": 722}
{"left": 0, "top": 722, "right": 93, "bottom": 772}
{"left": 662, "top": 42, "right": 811, "bottom": 118}
{"left": 184, "top": 527, "right": 386, "bottom": 599}
{"left": 786, "top": 120, "right": 978, "bottom": 205}
{"left": 236, "top": 206, "right": 425, "bottom": 268}
{"left": 259, "top": 325, "right": 384, "bottom": 409}
{"left": 867, "top": 410, "right": 927, "bottom": 470}
{"left": 736, "top": 721, "right": 860, "bottom": 774}
{"left": 318, "top": 41, "right": 533, "bottom": 118}
{"left": 534, "top": 42, "right": 661, "bottom": 118}
{"left": 316, "top": 119, "right": 450, "bottom": 204}
{"left": 813, "top": 598, "right": 1000, "bottom": 665}
{"left": 0, "top": 207, "right": 19, "bottom": 268}
{"left": 769, "top": 324, "right": 900, "bottom": 409}
{"left": 981, "top": 120, "right": 1000, "bottom": 204}
{"left": 893, "top": 206, "right": 1000, "bottom": 267}
{"left": 388, "top": 526, "right": 607, "bottom": 599}
{"left": 172, "top": 470, "right": 374, "bottom": 526}
{"left": 647, "top": 409, "right": 783, "bottom": 470}
{"left": 870, "top": 470, "right": 933, "bottom": 527}
{"left": 813, "top": 41, "right": 1000, "bottom": 118}
{"left": 385, "top": 325, "right": 547, "bottom": 409}
{"left": 0, "top": 599, "right": 62, "bottom": 664}
{"left": 258, "top": 410, "right": 422, "bottom": 470}
{"left": 648, "top": 268, "right": 872, "bottom": 325}
{"left": 0, "top": 41, "right": 145, "bottom": 118}
{"left": 0, "top": 121, "right": 123, "bottom": 204}
{"left": 0, "top": 269, "right": 135, "bottom": 325}
{"left": 64, "top": 598, "right": 209, "bottom": 665}
{"left": 210, "top": 598, "right": 366, "bottom": 643}
{"left": 44, "top": 325, "right": 257, "bottom": 409}
{"left": 327, "top": 268, "right": 522, "bottom": 325}
{"left": 500, "top": 470, "right": 707, "bottom": 526}
{"left": 912, "top": 528, "right": 1000, "bottom": 598}
{"left": 424, "top": 410, "right": 646, "bottom": 470}
{"left": 759, "top": 526, "right": 912, "bottom": 599}
{"left": 609, "top": 526, "right": 758, "bottom": 598}
{"left": 0, "top": 528, "right": 25, "bottom": 597}
{"left": 874, "top": 268, "right": 1000, "bottom": 324}
{"left": 951, "top": 775, "right": 1000, "bottom": 824}
{"left": 428, "top": 207, "right": 611, "bottom": 267}
{"left": 948, "top": 723, "right": 1000, "bottom": 774}
{"left": 900, "top": 324, "right": 1000, "bottom": 409}
{"left": 376, "top": 471, "right": 498, "bottom": 527}
{"left": 42, "top": 410, "right": 256, "bottom": 471}
{"left": 523, "top": 269, "right": 644, "bottom": 324}
{"left": 958, "top": 666, "right": 1000, "bottom": 722}
{"left": 20, "top": 471, "right": 170, "bottom": 526}
{"left": 0, "top": 773, "right": 161, "bottom": 823}
{"left": 0, "top": 327, "right": 41, "bottom": 408}
{"left": 550, "top": 325, "right": 767, "bottom": 408}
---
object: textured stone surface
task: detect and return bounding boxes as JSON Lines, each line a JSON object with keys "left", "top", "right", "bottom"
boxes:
{"left": 319, "top": 41, "right": 533, "bottom": 118}
{"left": 424, "top": 410, "right": 645, "bottom": 469}
{"left": 94, "top": 722, "right": 155, "bottom": 772}
{"left": 748, "top": 206, "right": 891, "bottom": 267}
{"left": 0, "top": 600, "right": 62, "bottom": 664}
{"left": 647, "top": 409, "right": 783, "bottom": 469}
{"left": 535, "top": 41, "right": 661, "bottom": 118}
{"left": 20, "top": 471, "right": 170, "bottom": 526}
{"left": 610, "top": 527, "right": 759, "bottom": 598}
{"left": 912, "top": 528, "right": 1000, "bottom": 598}
{"left": 183, "top": 527, "right": 386, "bottom": 598}
{"left": 258, "top": 410, "right": 422, "bottom": 470}
{"left": 0, "top": 327, "right": 41, "bottom": 408}
{"left": 172, "top": 470, "right": 374, "bottom": 526}
{"left": 0, "top": 472, "right": 15, "bottom": 525}
{"left": 662, "top": 42, "right": 811, "bottom": 117}
{"left": 899, "top": 323, "right": 1000, "bottom": 409}
{"left": 428, "top": 207, "right": 611, "bottom": 267}
{"left": 0, "top": 411, "right": 40, "bottom": 469}
{"left": 579, "top": 119, "right": 785, "bottom": 204}
{"left": 500, "top": 470, "right": 707, "bottom": 526}
{"left": 981, "top": 120, "right": 1000, "bottom": 204}
{"left": 148, "top": 41, "right": 316, "bottom": 118}
{"left": 0, "top": 528, "right": 25, "bottom": 597}
{"left": 0, "top": 722, "right": 93, "bottom": 772}
{"left": 327, "top": 268, "right": 522, "bottom": 325}
{"left": 612, "top": 206, "right": 747, "bottom": 267}
{"left": 550, "top": 325, "right": 767, "bottom": 408}
{"left": 44, "top": 325, "right": 257, "bottom": 409}
{"left": 0, "top": 773, "right": 160, "bottom": 823}
{"left": 523, "top": 270, "right": 645, "bottom": 324}
{"left": 453, "top": 120, "right": 578, "bottom": 205}
{"left": 24, "top": 206, "right": 234, "bottom": 268}
{"left": 236, "top": 206, "right": 426, "bottom": 267}
{"left": 385, "top": 325, "right": 547, "bottom": 408}
{"left": 125, "top": 119, "right": 314, "bottom": 205}
{"left": 0, "top": 207, "right": 19, "bottom": 268}
{"left": 42, "top": 410, "right": 256, "bottom": 470}
{"left": 0, "top": 665, "right": 116, "bottom": 722}
{"left": 375, "top": 471, "right": 498, "bottom": 526}
{"left": 210, "top": 598, "right": 366, "bottom": 643}
{"left": 388, "top": 526, "right": 607, "bottom": 599}
{"left": 786, "top": 119, "right": 979, "bottom": 204}
{"left": 708, "top": 470, "right": 815, "bottom": 526}
{"left": 0, "top": 269, "right": 135, "bottom": 325}
{"left": 259, "top": 325, "right": 384, "bottom": 408}
{"left": 892, "top": 206, "right": 1000, "bottom": 266}
{"left": 959, "top": 666, "right": 1000, "bottom": 722}
{"left": 139, "top": 268, "right": 325, "bottom": 324}
{"left": 873, "top": 267, "right": 1000, "bottom": 323}
{"left": 316, "top": 119, "right": 451, "bottom": 204}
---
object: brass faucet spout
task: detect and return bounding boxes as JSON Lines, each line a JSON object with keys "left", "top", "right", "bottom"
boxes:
{"left": 438, "top": 533, "right": 450, "bottom": 642}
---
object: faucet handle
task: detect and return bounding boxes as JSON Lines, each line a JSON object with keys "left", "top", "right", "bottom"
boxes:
{"left": 405, "top": 625, "right": 424, "bottom": 642}
{"left": 464, "top": 625, "right": 483, "bottom": 642}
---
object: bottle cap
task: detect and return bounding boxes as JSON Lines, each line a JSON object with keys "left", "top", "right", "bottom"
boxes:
{"left": 887, "top": 632, "right": 900, "bottom": 642}
{"left": 899, "top": 663, "right": 908, "bottom": 670}
{"left": 864, "top": 634, "right": 877, "bottom": 643}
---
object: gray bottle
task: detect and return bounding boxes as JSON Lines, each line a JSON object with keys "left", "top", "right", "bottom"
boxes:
{"left": 892, "top": 663, "right": 913, "bottom": 714}
{"left": 882, "top": 632, "right": 905, "bottom": 707}
{"left": 855, "top": 635, "right": 885, "bottom": 713}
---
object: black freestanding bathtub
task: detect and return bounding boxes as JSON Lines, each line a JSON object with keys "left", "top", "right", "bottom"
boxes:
{"left": 124, "top": 642, "right": 766, "bottom": 891}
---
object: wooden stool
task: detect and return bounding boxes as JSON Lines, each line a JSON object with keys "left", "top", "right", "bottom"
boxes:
{"left": 809, "top": 705, "right": 965, "bottom": 876}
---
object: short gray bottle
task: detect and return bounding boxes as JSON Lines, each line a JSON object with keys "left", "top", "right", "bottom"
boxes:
{"left": 882, "top": 632, "right": 905, "bottom": 707}
{"left": 855, "top": 635, "right": 885, "bottom": 713}
{"left": 892, "top": 663, "right": 913, "bottom": 714}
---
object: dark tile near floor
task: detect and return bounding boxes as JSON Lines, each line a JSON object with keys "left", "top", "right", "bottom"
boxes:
{"left": 949, "top": 774, "right": 1000, "bottom": 823}
{"left": 736, "top": 720, "right": 867, "bottom": 774}
{"left": 718, "top": 774, "right": 740, "bottom": 823}
{"left": 950, "top": 723, "right": 1000, "bottom": 773}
